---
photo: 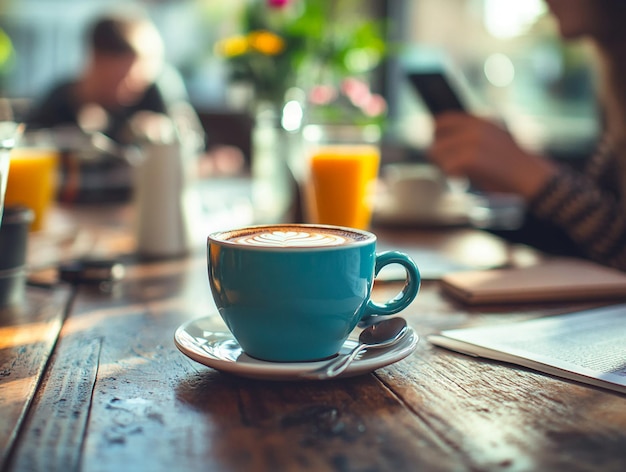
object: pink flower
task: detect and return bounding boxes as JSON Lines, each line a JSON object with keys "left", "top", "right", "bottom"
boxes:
{"left": 309, "top": 85, "right": 338, "bottom": 105}
{"left": 341, "top": 77, "right": 371, "bottom": 107}
{"left": 267, "top": 0, "right": 290, "bottom": 8}
{"left": 361, "top": 93, "right": 387, "bottom": 117}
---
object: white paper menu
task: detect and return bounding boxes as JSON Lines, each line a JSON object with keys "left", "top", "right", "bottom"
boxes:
{"left": 429, "top": 303, "right": 626, "bottom": 395}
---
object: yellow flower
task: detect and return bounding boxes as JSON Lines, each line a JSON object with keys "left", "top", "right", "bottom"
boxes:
{"left": 0, "top": 28, "right": 14, "bottom": 68}
{"left": 214, "top": 35, "right": 249, "bottom": 57}
{"left": 247, "top": 30, "right": 285, "bottom": 56}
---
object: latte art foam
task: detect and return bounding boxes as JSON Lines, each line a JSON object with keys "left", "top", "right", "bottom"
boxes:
{"left": 235, "top": 230, "right": 348, "bottom": 247}
{"left": 217, "top": 225, "right": 371, "bottom": 248}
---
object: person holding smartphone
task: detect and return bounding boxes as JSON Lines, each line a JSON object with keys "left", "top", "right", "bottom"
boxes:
{"left": 427, "top": 0, "right": 626, "bottom": 271}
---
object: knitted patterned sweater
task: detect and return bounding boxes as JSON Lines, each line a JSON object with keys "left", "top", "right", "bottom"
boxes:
{"left": 529, "top": 134, "right": 626, "bottom": 271}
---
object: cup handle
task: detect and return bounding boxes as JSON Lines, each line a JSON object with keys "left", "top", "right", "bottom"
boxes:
{"left": 363, "top": 251, "right": 421, "bottom": 319}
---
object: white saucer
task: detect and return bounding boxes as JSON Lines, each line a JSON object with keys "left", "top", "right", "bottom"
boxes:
{"left": 373, "top": 192, "right": 476, "bottom": 227}
{"left": 174, "top": 316, "right": 419, "bottom": 381}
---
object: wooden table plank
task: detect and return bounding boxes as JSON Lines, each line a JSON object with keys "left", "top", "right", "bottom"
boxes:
{"left": 0, "top": 285, "right": 72, "bottom": 468}
{"left": 376, "top": 283, "right": 626, "bottom": 472}
{"left": 6, "top": 336, "right": 102, "bottom": 472}
{"left": 379, "top": 347, "right": 626, "bottom": 471}
{"left": 6, "top": 208, "right": 626, "bottom": 471}
{"left": 8, "top": 258, "right": 465, "bottom": 472}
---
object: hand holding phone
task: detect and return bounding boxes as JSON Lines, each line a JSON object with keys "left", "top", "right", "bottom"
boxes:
{"left": 406, "top": 71, "right": 466, "bottom": 115}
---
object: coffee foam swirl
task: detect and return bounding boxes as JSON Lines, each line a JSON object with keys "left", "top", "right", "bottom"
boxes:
{"left": 235, "top": 230, "right": 347, "bottom": 247}
{"left": 217, "top": 226, "right": 371, "bottom": 248}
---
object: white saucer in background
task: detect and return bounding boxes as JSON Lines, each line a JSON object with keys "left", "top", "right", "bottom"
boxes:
{"left": 374, "top": 163, "right": 476, "bottom": 227}
{"left": 373, "top": 190, "right": 477, "bottom": 228}
{"left": 174, "top": 316, "right": 419, "bottom": 381}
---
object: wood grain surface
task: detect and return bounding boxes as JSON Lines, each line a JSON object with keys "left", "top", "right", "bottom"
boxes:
{"left": 2, "top": 207, "right": 625, "bottom": 472}
{"left": 0, "top": 286, "right": 72, "bottom": 467}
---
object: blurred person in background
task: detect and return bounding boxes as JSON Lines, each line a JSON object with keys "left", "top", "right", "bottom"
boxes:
{"left": 427, "top": 0, "right": 626, "bottom": 271}
{"left": 25, "top": 11, "right": 205, "bottom": 203}
{"left": 27, "top": 11, "right": 202, "bottom": 148}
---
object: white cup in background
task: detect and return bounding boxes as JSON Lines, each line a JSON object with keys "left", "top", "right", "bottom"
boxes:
{"left": 383, "top": 163, "right": 448, "bottom": 214}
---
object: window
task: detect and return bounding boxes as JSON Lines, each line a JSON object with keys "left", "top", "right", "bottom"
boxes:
{"left": 384, "top": 0, "right": 599, "bottom": 162}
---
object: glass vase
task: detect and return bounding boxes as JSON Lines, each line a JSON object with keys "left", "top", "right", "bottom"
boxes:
{"left": 250, "top": 101, "right": 298, "bottom": 224}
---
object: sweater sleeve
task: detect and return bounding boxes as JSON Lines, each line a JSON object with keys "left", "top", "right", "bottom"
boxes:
{"left": 529, "top": 164, "right": 626, "bottom": 271}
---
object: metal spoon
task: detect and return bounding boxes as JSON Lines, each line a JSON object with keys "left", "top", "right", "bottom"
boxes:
{"left": 300, "top": 317, "right": 409, "bottom": 380}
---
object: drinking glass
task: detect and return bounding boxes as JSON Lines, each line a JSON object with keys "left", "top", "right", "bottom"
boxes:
{"left": 5, "top": 131, "right": 59, "bottom": 231}
{"left": 301, "top": 124, "right": 381, "bottom": 230}
{"left": 0, "top": 99, "right": 25, "bottom": 226}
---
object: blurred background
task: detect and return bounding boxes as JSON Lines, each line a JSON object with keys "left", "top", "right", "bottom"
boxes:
{"left": 0, "top": 0, "right": 599, "bottom": 170}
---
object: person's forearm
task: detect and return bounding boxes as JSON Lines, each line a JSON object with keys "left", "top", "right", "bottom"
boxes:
{"left": 530, "top": 167, "right": 626, "bottom": 270}
{"left": 511, "top": 153, "right": 559, "bottom": 200}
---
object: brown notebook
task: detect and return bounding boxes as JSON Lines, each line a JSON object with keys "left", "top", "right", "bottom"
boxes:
{"left": 439, "top": 257, "right": 626, "bottom": 304}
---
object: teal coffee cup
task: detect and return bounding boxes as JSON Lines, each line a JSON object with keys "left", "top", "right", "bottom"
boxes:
{"left": 207, "top": 224, "right": 420, "bottom": 362}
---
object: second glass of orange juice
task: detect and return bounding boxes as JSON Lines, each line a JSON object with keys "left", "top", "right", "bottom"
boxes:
{"left": 303, "top": 125, "right": 380, "bottom": 230}
{"left": 5, "top": 136, "right": 58, "bottom": 232}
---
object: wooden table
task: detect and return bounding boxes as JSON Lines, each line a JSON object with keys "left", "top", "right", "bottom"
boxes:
{"left": 1, "top": 200, "right": 625, "bottom": 472}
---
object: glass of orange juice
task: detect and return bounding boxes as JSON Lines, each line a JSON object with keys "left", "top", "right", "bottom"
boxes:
{"left": 302, "top": 124, "right": 381, "bottom": 230}
{"left": 5, "top": 132, "right": 59, "bottom": 232}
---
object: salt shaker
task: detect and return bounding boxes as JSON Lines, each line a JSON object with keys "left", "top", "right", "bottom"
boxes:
{"left": 132, "top": 113, "right": 195, "bottom": 259}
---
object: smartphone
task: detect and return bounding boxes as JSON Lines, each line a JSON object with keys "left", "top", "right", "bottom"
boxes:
{"left": 406, "top": 71, "right": 466, "bottom": 115}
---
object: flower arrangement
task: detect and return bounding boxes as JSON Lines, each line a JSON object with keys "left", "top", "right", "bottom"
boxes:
{"left": 214, "top": 0, "right": 388, "bottom": 125}
{"left": 307, "top": 76, "right": 388, "bottom": 127}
